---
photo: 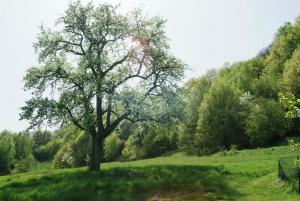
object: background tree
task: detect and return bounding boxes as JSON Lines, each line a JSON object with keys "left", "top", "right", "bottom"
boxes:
{"left": 0, "top": 131, "right": 15, "bottom": 175}
{"left": 279, "top": 92, "right": 300, "bottom": 119}
{"left": 245, "top": 99, "right": 286, "bottom": 147}
{"left": 103, "top": 133, "right": 121, "bottom": 161}
{"left": 20, "top": 1, "right": 185, "bottom": 170}
{"left": 13, "top": 131, "right": 33, "bottom": 160}
{"left": 283, "top": 48, "right": 300, "bottom": 97}
{"left": 32, "top": 138, "right": 61, "bottom": 162}
{"left": 278, "top": 91, "right": 300, "bottom": 166}
{"left": 195, "top": 79, "right": 247, "bottom": 154}
{"left": 178, "top": 70, "right": 215, "bottom": 153}
{"left": 32, "top": 131, "right": 52, "bottom": 150}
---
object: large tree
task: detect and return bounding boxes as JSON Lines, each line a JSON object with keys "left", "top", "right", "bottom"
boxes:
{"left": 178, "top": 70, "right": 215, "bottom": 153}
{"left": 195, "top": 79, "right": 247, "bottom": 154}
{"left": 20, "top": 1, "right": 185, "bottom": 170}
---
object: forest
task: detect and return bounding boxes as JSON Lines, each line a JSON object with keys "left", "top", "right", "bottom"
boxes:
{"left": 1, "top": 1, "right": 300, "bottom": 201}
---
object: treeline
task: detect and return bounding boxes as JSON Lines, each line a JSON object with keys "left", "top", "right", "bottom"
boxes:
{"left": 179, "top": 17, "right": 300, "bottom": 154}
{"left": 0, "top": 122, "right": 178, "bottom": 174}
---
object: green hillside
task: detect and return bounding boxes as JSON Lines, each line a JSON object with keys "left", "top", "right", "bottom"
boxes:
{"left": 0, "top": 145, "right": 298, "bottom": 201}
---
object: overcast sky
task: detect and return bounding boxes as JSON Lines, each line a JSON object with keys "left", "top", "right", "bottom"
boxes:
{"left": 1, "top": 0, "right": 300, "bottom": 131}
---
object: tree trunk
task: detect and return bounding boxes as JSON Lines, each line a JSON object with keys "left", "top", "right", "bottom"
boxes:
{"left": 89, "top": 133, "right": 103, "bottom": 171}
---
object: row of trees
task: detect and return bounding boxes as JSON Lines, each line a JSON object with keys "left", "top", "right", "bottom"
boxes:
{"left": 0, "top": 130, "right": 49, "bottom": 175}
{"left": 178, "top": 17, "right": 300, "bottom": 154}
{"left": 0, "top": 122, "right": 178, "bottom": 174}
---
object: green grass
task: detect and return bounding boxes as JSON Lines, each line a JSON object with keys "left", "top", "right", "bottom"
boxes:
{"left": 0, "top": 145, "right": 299, "bottom": 201}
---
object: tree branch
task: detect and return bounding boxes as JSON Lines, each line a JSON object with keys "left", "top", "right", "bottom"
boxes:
{"left": 105, "top": 113, "right": 128, "bottom": 137}
{"left": 60, "top": 104, "right": 86, "bottom": 131}
{"left": 103, "top": 53, "right": 129, "bottom": 76}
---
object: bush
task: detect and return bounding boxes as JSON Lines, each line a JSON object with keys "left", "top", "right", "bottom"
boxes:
{"left": 0, "top": 131, "right": 15, "bottom": 175}
{"left": 14, "top": 132, "right": 33, "bottom": 160}
{"left": 195, "top": 79, "right": 247, "bottom": 154}
{"left": 104, "top": 134, "right": 121, "bottom": 161}
{"left": 178, "top": 71, "right": 215, "bottom": 154}
{"left": 32, "top": 131, "right": 52, "bottom": 149}
{"left": 60, "top": 126, "right": 82, "bottom": 143}
{"left": 178, "top": 124, "right": 195, "bottom": 154}
{"left": 53, "top": 132, "right": 91, "bottom": 168}
{"left": 246, "top": 99, "right": 287, "bottom": 147}
{"left": 283, "top": 48, "right": 300, "bottom": 97}
{"left": 121, "top": 135, "right": 143, "bottom": 161}
{"left": 33, "top": 139, "right": 62, "bottom": 162}
{"left": 70, "top": 132, "right": 91, "bottom": 167}
{"left": 53, "top": 143, "right": 73, "bottom": 168}
{"left": 33, "top": 145, "right": 51, "bottom": 162}
{"left": 142, "top": 132, "right": 171, "bottom": 158}
{"left": 121, "top": 125, "right": 177, "bottom": 160}
{"left": 12, "top": 155, "right": 38, "bottom": 173}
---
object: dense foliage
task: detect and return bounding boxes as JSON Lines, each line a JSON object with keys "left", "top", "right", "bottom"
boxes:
{"left": 103, "top": 134, "right": 121, "bottom": 161}
{"left": 0, "top": 131, "right": 16, "bottom": 174}
{"left": 53, "top": 127, "right": 91, "bottom": 168}
{"left": 178, "top": 17, "right": 300, "bottom": 154}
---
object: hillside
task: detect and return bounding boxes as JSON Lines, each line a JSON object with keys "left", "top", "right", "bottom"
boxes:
{"left": 0, "top": 145, "right": 299, "bottom": 201}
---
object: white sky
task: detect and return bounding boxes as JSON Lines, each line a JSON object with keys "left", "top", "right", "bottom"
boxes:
{"left": 1, "top": 0, "right": 300, "bottom": 131}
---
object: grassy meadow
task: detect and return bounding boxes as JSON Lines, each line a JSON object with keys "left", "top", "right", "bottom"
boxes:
{"left": 0, "top": 145, "right": 299, "bottom": 201}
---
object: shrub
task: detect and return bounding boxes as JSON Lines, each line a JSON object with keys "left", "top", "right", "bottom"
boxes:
{"left": 33, "top": 145, "right": 51, "bottom": 162}
{"left": 178, "top": 71, "right": 215, "bottom": 154}
{"left": 53, "top": 143, "right": 73, "bottom": 168}
{"left": 104, "top": 134, "right": 121, "bottom": 161}
{"left": 178, "top": 124, "right": 195, "bottom": 154}
{"left": 142, "top": 132, "right": 171, "bottom": 158}
{"left": 53, "top": 132, "right": 91, "bottom": 168}
{"left": 60, "top": 126, "right": 82, "bottom": 143}
{"left": 33, "top": 139, "right": 62, "bottom": 162}
{"left": 32, "top": 131, "right": 52, "bottom": 149}
{"left": 12, "top": 155, "right": 38, "bottom": 173}
{"left": 0, "top": 131, "right": 15, "bottom": 175}
{"left": 245, "top": 99, "right": 287, "bottom": 147}
{"left": 13, "top": 132, "right": 33, "bottom": 160}
{"left": 283, "top": 48, "right": 300, "bottom": 97}
{"left": 195, "top": 79, "right": 247, "bottom": 154}
{"left": 70, "top": 132, "right": 91, "bottom": 167}
{"left": 121, "top": 135, "right": 143, "bottom": 160}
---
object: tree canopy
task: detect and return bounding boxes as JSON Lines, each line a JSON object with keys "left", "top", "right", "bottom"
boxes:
{"left": 20, "top": 1, "right": 185, "bottom": 170}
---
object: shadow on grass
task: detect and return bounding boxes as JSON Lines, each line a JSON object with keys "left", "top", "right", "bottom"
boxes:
{"left": 0, "top": 165, "right": 243, "bottom": 201}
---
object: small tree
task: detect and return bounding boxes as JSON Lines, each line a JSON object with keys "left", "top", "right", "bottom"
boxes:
{"left": 283, "top": 48, "right": 300, "bottom": 97}
{"left": 279, "top": 92, "right": 300, "bottom": 167}
{"left": 32, "top": 131, "right": 52, "bottom": 150}
{"left": 245, "top": 99, "right": 286, "bottom": 147}
{"left": 279, "top": 92, "right": 300, "bottom": 119}
{"left": 20, "top": 2, "right": 185, "bottom": 170}
{"left": 104, "top": 134, "right": 121, "bottom": 161}
{"left": 178, "top": 70, "right": 215, "bottom": 153}
{"left": 195, "top": 79, "right": 246, "bottom": 153}
{"left": 0, "top": 131, "right": 15, "bottom": 174}
{"left": 14, "top": 131, "right": 33, "bottom": 160}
